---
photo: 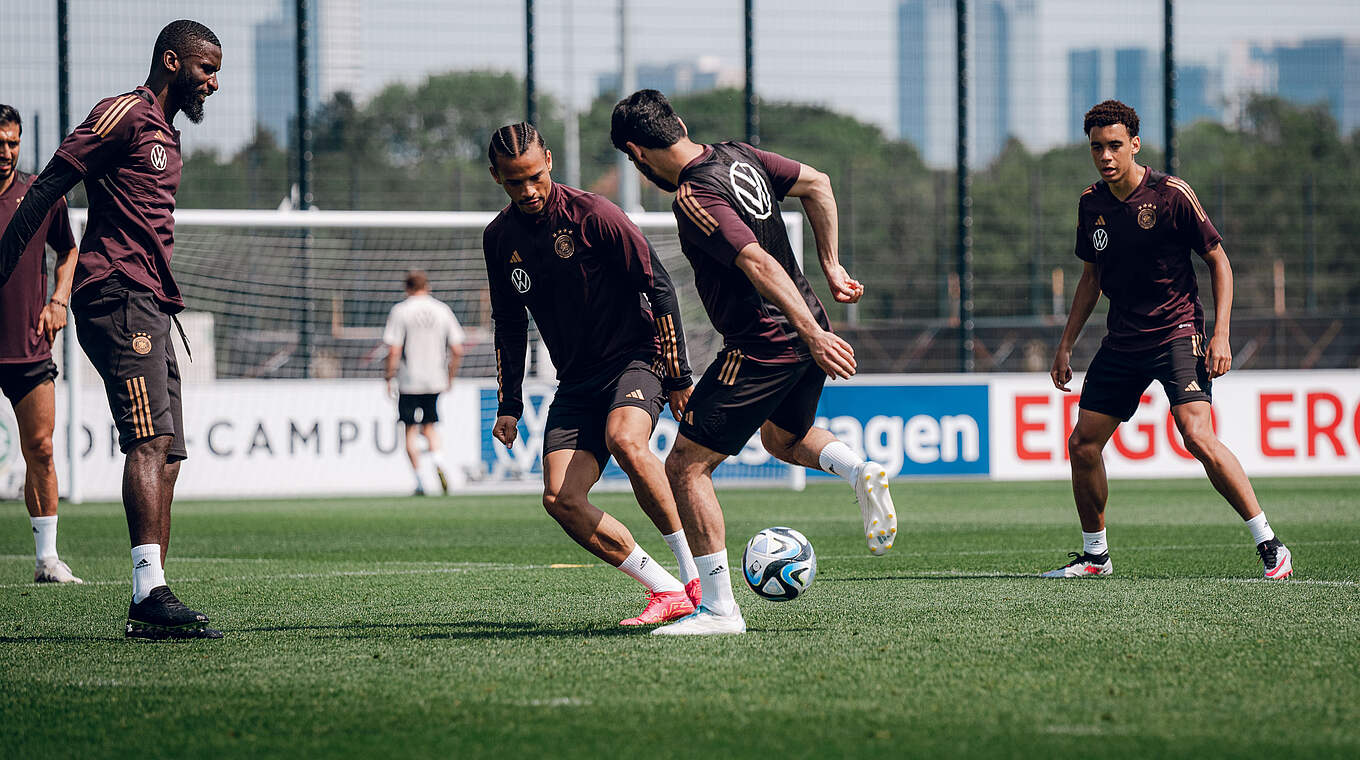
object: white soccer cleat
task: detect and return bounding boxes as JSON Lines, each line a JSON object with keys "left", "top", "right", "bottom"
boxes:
{"left": 1258, "top": 539, "right": 1293, "bottom": 580}
{"left": 854, "top": 462, "right": 896, "bottom": 556}
{"left": 650, "top": 605, "right": 746, "bottom": 636}
{"left": 1040, "top": 552, "right": 1112, "bottom": 578}
{"left": 34, "top": 558, "right": 84, "bottom": 584}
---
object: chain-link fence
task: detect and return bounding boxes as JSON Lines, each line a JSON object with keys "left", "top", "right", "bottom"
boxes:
{"left": 3, "top": 0, "right": 1357, "bottom": 377}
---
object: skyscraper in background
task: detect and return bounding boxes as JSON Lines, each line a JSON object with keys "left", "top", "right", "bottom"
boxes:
{"left": 1252, "top": 38, "right": 1360, "bottom": 134}
{"left": 254, "top": 0, "right": 362, "bottom": 146}
{"left": 1067, "top": 49, "right": 1100, "bottom": 143}
{"left": 898, "top": 0, "right": 1036, "bottom": 168}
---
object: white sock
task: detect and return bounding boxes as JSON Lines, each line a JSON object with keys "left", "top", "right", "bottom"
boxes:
{"left": 429, "top": 449, "right": 448, "bottom": 471}
{"left": 693, "top": 549, "right": 737, "bottom": 616}
{"left": 662, "top": 529, "right": 699, "bottom": 586}
{"left": 131, "top": 544, "right": 167, "bottom": 603}
{"left": 31, "top": 515, "right": 59, "bottom": 562}
{"left": 818, "top": 440, "right": 865, "bottom": 482}
{"left": 617, "top": 543, "right": 684, "bottom": 593}
{"left": 1082, "top": 529, "right": 1108, "bottom": 557}
{"left": 1245, "top": 513, "right": 1275, "bottom": 545}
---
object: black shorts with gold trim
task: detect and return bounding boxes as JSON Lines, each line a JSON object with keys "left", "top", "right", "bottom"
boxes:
{"left": 679, "top": 349, "right": 825, "bottom": 457}
{"left": 543, "top": 356, "right": 665, "bottom": 471}
{"left": 73, "top": 277, "right": 186, "bottom": 460}
{"left": 1079, "top": 334, "right": 1212, "bottom": 422}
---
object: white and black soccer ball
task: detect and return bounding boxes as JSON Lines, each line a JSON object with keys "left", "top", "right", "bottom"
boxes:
{"left": 742, "top": 526, "right": 816, "bottom": 602}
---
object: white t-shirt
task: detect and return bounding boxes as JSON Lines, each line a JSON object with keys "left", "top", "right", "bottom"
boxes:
{"left": 382, "top": 294, "right": 466, "bottom": 394}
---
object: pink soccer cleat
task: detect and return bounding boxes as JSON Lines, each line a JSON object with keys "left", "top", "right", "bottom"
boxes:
{"left": 620, "top": 590, "right": 695, "bottom": 626}
{"left": 684, "top": 578, "right": 702, "bottom": 608}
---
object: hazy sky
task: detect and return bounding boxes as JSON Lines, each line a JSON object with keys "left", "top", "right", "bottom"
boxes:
{"left": 2, "top": 0, "right": 1358, "bottom": 161}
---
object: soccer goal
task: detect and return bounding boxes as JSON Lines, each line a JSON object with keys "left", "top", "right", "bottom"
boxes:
{"left": 52, "top": 208, "right": 807, "bottom": 501}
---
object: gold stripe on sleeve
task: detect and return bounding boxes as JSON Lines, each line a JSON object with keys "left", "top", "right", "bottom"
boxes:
{"left": 1166, "top": 177, "right": 1208, "bottom": 223}
{"left": 94, "top": 96, "right": 138, "bottom": 138}
{"left": 677, "top": 184, "right": 719, "bottom": 235}
{"left": 91, "top": 95, "right": 134, "bottom": 135}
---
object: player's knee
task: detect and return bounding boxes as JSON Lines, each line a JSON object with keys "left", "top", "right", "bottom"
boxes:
{"left": 1180, "top": 426, "right": 1217, "bottom": 461}
{"left": 1067, "top": 432, "right": 1103, "bottom": 465}
{"left": 605, "top": 433, "right": 650, "bottom": 470}
{"left": 20, "top": 433, "right": 54, "bottom": 464}
{"left": 542, "top": 488, "right": 585, "bottom": 521}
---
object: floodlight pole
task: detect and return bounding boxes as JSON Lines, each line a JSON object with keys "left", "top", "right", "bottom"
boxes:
{"left": 618, "top": 0, "right": 640, "bottom": 212}
{"left": 745, "top": 0, "right": 759, "bottom": 145}
{"left": 296, "top": 0, "right": 315, "bottom": 377}
{"left": 526, "top": 0, "right": 537, "bottom": 125}
{"left": 956, "top": 0, "right": 974, "bottom": 373}
{"left": 1163, "top": 0, "right": 1177, "bottom": 174}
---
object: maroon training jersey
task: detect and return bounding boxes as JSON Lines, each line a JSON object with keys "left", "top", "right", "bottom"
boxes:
{"left": 483, "top": 183, "right": 691, "bottom": 419}
{"left": 672, "top": 142, "right": 829, "bottom": 363}
{"left": 0, "top": 172, "right": 75, "bottom": 363}
{"left": 1074, "top": 166, "right": 1222, "bottom": 352}
{"left": 56, "top": 86, "right": 184, "bottom": 312}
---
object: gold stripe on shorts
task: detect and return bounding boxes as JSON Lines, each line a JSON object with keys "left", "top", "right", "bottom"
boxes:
{"left": 718, "top": 349, "right": 743, "bottom": 385}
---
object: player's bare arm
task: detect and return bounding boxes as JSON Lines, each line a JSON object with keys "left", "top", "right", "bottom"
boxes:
{"left": 734, "top": 243, "right": 856, "bottom": 379}
{"left": 447, "top": 341, "right": 465, "bottom": 387}
{"left": 36, "top": 244, "right": 77, "bottom": 343}
{"left": 1202, "top": 243, "right": 1234, "bottom": 378}
{"left": 383, "top": 344, "right": 401, "bottom": 399}
{"left": 785, "top": 164, "right": 862, "bottom": 304}
{"left": 1051, "top": 261, "right": 1102, "bottom": 392}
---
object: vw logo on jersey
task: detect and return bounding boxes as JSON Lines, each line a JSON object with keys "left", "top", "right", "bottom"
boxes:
{"left": 728, "top": 161, "right": 773, "bottom": 220}
{"left": 510, "top": 267, "right": 532, "bottom": 294}
{"left": 1092, "top": 228, "right": 1109, "bottom": 251}
{"left": 149, "top": 144, "right": 168, "bottom": 172}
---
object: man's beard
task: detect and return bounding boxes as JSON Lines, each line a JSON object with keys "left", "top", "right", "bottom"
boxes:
{"left": 171, "top": 71, "right": 205, "bottom": 124}
{"left": 636, "top": 161, "right": 677, "bottom": 193}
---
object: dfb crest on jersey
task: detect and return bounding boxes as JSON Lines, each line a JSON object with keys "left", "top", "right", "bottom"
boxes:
{"left": 149, "top": 144, "right": 168, "bottom": 172}
{"left": 728, "top": 161, "right": 773, "bottom": 220}
{"left": 552, "top": 229, "right": 575, "bottom": 259}
{"left": 510, "top": 267, "right": 532, "bottom": 294}
{"left": 1137, "top": 203, "right": 1157, "bottom": 229}
{"left": 1092, "top": 228, "right": 1109, "bottom": 251}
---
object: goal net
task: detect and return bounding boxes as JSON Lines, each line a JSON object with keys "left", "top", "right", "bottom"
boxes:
{"left": 51, "top": 209, "right": 806, "bottom": 500}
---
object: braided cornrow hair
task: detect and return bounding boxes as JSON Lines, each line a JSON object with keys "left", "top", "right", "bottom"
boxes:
{"left": 488, "top": 122, "right": 547, "bottom": 167}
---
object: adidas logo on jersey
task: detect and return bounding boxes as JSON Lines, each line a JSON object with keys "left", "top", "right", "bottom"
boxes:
{"left": 1185, "top": 380, "right": 1201, "bottom": 392}
{"left": 1095, "top": 215, "right": 1106, "bottom": 225}
{"left": 509, "top": 251, "right": 522, "bottom": 263}
{"left": 626, "top": 389, "right": 645, "bottom": 400}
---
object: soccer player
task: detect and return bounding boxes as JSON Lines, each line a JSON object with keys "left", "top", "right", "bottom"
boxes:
{"left": 484, "top": 122, "right": 702, "bottom": 627}
{"left": 383, "top": 269, "right": 465, "bottom": 496}
{"left": 0, "top": 20, "right": 225, "bottom": 638}
{"left": 610, "top": 89, "right": 897, "bottom": 636}
{"left": 0, "top": 105, "right": 82, "bottom": 584}
{"left": 1045, "top": 100, "right": 1292, "bottom": 580}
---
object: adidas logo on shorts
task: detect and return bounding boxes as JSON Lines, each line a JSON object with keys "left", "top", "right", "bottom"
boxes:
{"left": 1185, "top": 380, "right": 1201, "bottom": 392}
{"left": 626, "top": 389, "right": 645, "bottom": 400}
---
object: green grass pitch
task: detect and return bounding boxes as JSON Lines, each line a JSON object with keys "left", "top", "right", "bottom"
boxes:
{"left": 2, "top": 476, "right": 1357, "bottom": 759}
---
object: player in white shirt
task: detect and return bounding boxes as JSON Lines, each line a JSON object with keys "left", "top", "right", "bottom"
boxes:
{"left": 383, "top": 270, "right": 466, "bottom": 495}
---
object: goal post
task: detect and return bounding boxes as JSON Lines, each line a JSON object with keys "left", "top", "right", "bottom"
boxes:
{"left": 58, "top": 208, "right": 806, "bottom": 500}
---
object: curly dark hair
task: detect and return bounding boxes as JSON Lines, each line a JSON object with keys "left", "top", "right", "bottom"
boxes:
{"left": 1083, "top": 100, "right": 1139, "bottom": 138}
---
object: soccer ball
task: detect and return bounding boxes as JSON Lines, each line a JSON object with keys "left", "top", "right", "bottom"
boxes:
{"left": 741, "top": 527, "right": 817, "bottom": 602}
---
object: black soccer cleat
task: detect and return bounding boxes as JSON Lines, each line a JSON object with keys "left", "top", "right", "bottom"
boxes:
{"left": 125, "top": 586, "right": 223, "bottom": 640}
{"left": 1257, "top": 537, "right": 1294, "bottom": 580}
{"left": 1040, "top": 551, "right": 1113, "bottom": 578}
